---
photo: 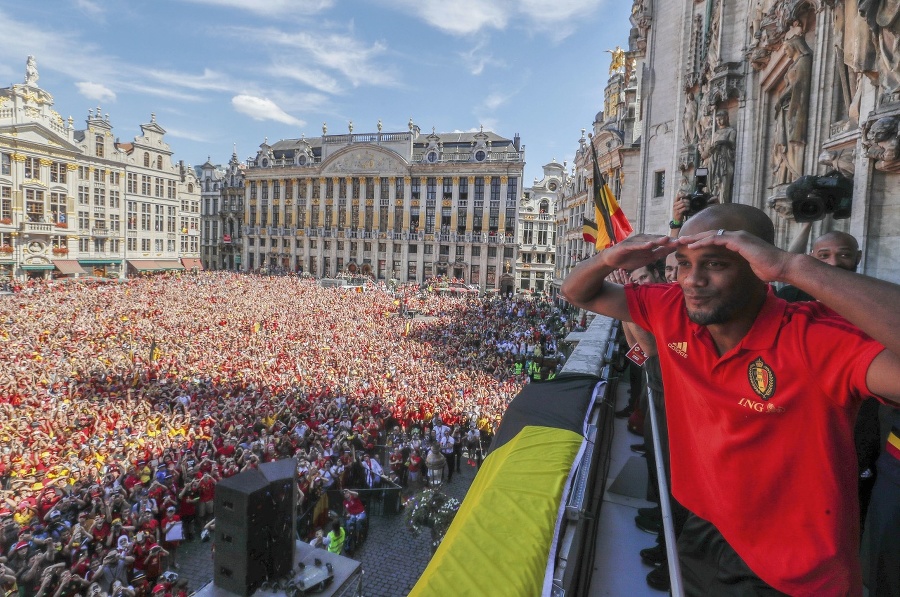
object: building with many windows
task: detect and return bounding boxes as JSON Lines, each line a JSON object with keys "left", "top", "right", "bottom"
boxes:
{"left": 197, "top": 150, "right": 244, "bottom": 271}
{"left": 242, "top": 122, "right": 523, "bottom": 291}
{"left": 0, "top": 56, "right": 200, "bottom": 281}
{"left": 518, "top": 161, "right": 563, "bottom": 294}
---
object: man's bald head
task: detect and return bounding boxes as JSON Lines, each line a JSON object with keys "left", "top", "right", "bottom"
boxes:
{"left": 680, "top": 204, "right": 775, "bottom": 244}
{"left": 811, "top": 230, "right": 860, "bottom": 271}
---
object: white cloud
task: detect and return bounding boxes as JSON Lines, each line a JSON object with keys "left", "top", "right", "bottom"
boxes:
{"left": 482, "top": 92, "right": 511, "bottom": 111}
{"left": 181, "top": 0, "right": 334, "bottom": 17}
{"left": 232, "top": 95, "right": 304, "bottom": 126}
{"left": 75, "top": 81, "right": 116, "bottom": 102}
{"left": 265, "top": 64, "right": 343, "bottom": 95}
{"left": 238, "top": 27, "right": 400, "bottom": 88}
{"left": 458, "top": 37, "right": 505, "bottom": 75}
{"left": 146, "top": 68, "right": 233, "bottom": 92}
{"left": 164, "top": 127, "right": 211, "bottom": 143}
{"left": 388, "top": 0, "right": 510, "bottom": 35}
{"left": 73, "top": 0, "right": 104, "bottom": 17}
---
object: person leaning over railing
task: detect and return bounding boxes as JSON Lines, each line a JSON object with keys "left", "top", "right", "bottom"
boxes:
{"left": 561, "top": 203, "right": 900, "bottom": 597}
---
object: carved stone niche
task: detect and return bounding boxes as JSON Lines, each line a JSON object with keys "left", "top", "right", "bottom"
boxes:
{"left": 861, "top": 103, "right": 900, "bottom": 173}
{"left": 749, "top": 0, "right": 824, "bottom": 71}
{"left": 706, "top": 62, "right": 746, "bottom": 107}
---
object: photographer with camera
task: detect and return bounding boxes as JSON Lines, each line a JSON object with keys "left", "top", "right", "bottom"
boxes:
{"left": 561, "top": 202, "right": 900, "bottom": 596}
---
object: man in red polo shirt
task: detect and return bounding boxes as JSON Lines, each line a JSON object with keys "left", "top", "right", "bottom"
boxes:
{"left": 561, "top": 203, "right": 900, "bottom": 596}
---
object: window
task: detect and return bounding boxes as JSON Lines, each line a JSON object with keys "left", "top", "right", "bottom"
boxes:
{"left": 25, "top": 189, "right": 44, "bottom": 222}
{"left": 0, "top": 153, "right": 9, "bottom": 176}
{"left": 507, "top": 177, "right": 518, "bottom": 202}
{"left": 471, "top": 246, "right": 480, "bottom": 257}
{"left": 143, "top": 153, "right": 150, "bottom": 168}
{"left": 110, "top": 214, "right": 121, "bottom": 232}
{"left": 427, "top": 177, "right": 437, "bottom": 203}
{"left": 141, "top": 175, "right": 151, "bottom": 196}
{"left": 141, "top": 203, "right": 151, "bottom": 231}
{"left": 424, "top": 244, "right": 433, "bottom": 255}
{"left": 155, "top": 178, "right": 163, "bottom": 198}
{"left": 127, "top": 237, "right": 137, "bottom": 251}
{"left": 167, "top": 180, "right": 176, "bottom": 199}
{"left": 155, "top": 205, "right": 164, "bottom": 232}
{"left": 109, "top": 189, "right": 120, "bottom": 209}
{"left": 24, "top": 157, "right": 40, "bottom": 179}
{"left": 537, "top": 223, "right": 549, "bottom": 245}
{"left": 50, "top": 162, "right": 67, "bottom": 184}
{"left": 93, "top": 187, "right": 105, "bottom": 207}
{"left": 127, "top": 202, "right": 137, "bottom": 230}
{"left": 474, "top": 177, "right": 484, "bottom": 207}
{"left": 50, "top": 193, "right": 66, "bottom": 224}
{"left": 80, "top": 238, "right": 90, "bottom": 252}
{"left": 653, "top": 170, "right": 666, "bottom": 198}
{"left": 488, "top": 246, "right": 497, "bottom": 258}
{"left": 110, "top": 172, "right": 120, "bottom": 185}
{"left": 78, "top": 211, "right": 90, "bottom": 230}
{"left": 156, "top": 155, "right": 163, "bottom": 170}
{"left": 522, "top": 221, "right": 534, "bottom": 245}
{"left": 79, "top": 186, "right": 89, "bottom": 206}
{"left": 141, "top": 238, "right": 150, "bottom": 252}
{"left": 456, "top": 245, "right": 465, "bottom": 257}
{"left": 1, "top": 186, "right": 11, "bottom": 219}
{"left": 168, "top": 207, "right": 176, "bottom": 233}
{"left": 79, "top": 166, "right": 89, "bottom": 180}
{"left": 95, "top": 135, "right": 104, "bottom": 158}
{"left": 273, "top": 181, "right": 280, "bottom": 200}
{"left": 127, "top": 173, "right": 137, "bottom": 194}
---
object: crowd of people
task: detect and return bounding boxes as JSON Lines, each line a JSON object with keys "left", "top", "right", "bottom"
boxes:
{"left": 0, "top": 272, "right": 570, "bottom": 597}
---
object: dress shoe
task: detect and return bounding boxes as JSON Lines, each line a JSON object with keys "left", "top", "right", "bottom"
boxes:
{"left": 638, "top": 505, "right": 661, "bottom": 521}
{"left": 614, "top": 405, "right": 634, "bottom": 418}
{"left": 635, "top": 514, "right": 662, "bottom": 534}
{"left": 646, "top": 563, "right": 670, "bottom": 591}
{"left": 640, "top": 543, "right": 666, "bottom": 567}
{"left": 630, "top": 443, "right": 647, "bottom": 455}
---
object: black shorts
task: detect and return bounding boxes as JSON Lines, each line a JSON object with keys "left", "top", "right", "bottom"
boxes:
{"left": 677, "top": 514, "right": 790, "bottom": 597}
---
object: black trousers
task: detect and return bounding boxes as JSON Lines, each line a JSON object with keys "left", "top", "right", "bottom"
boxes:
{"left": 677, "top": 515, "right": 790, "bottom": 597}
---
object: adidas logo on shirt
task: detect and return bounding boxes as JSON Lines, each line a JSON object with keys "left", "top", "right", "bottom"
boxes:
{"left": 668, "top": 341, "right": 688, "bottom": 358}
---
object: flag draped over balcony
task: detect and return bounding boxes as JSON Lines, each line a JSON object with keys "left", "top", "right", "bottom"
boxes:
{"left": 589, "top": 140, "right": 632, "bottom": 250}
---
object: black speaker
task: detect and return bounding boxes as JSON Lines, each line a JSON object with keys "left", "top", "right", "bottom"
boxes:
{"left": 213, "top": 462, "right": 299, "bottom": 596}
{"left": 213, "top": 469, "right": 272, "bottom": 596}
{"left": 259, "top": 459, "right": 297, "bottom": 578}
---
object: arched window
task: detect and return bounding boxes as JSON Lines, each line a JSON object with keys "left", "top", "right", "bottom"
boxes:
{"left": 156, "top": 155, "right": 163, "bottom": 170}
{"left": 539, "top": 199, "right": 549, "bottom": 214}
{"left": 143, "top": 152, "right": 150, "bottom": 167}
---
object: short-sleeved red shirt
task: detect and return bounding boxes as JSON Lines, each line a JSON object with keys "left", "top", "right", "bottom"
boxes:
{"left": 626, "top": 283, "right": 884, "bottom": 597}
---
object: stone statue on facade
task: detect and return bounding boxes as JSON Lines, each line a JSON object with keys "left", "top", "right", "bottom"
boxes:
{"left": 831, "top": 0, "right": 878, "bottom": 122}
{"left": 706, "top": 110, "right": 737, "bottom": 203}
{"left": 858, "top": 0, "right": 900, "bottom": 101}
{"left": 24, "top": 56, "right": 38, "bottom": 86}
{"left": 862, "top": 114, "right": 900, "bottom": 171}
{"left": 772, "top": 27, "right": 814, "bottom": 185}
{"left": 682, "top": 92, "right": 699, "bottom": 146}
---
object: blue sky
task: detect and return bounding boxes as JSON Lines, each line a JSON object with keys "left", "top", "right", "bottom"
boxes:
{"left": 0, "top": 0, "right": 631, "bottom": 186}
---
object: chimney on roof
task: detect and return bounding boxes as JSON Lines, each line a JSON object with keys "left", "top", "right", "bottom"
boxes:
{"left": 513, "top": 133, "right": 520, "bottom": 151}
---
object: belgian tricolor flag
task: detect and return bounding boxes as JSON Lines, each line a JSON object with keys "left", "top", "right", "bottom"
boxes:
{"left": 589, "top": 138, "right": 632, "bottom": 250}
{"left": 410, "top": 374, "right": 603, "bottom": 596}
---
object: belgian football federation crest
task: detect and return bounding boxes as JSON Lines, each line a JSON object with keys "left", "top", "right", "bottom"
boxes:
{"left": 748, "top": 357, "right": 775, "bottom": 400}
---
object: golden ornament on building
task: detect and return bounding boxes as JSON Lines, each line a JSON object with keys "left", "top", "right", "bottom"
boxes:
{"left": 39, "top": 158, "right": 52, "bottom": 166}
{"left": 442, "top": 199, "right": 452, "bottom": 207}
{"left": 500, "top": 176, "right": 508, "bottom": 183}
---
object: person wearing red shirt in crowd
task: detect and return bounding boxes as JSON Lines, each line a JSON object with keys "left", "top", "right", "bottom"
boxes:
{"left": 342, "top": 489, "right": 366, "bottom": 532}
{"left": 177, "top": 480, "right": 200, "bottom": 541}
{"left": 196, "top": 472, "right": 216, "bottom": 524}
{"left": 132, "top": 531, "right": 169, "bottom": 585}
{"left": 561, "top": 203, "right": 900, "bottom": 597}
{"left": 407, "top": 449, "right": 423, "bottom": 487}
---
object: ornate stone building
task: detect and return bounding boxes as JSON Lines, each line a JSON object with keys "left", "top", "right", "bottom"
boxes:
{"left": 197, "top": 150, "right": 245, "bottom": 271}
{"left": 0, "top": 57, "right": 200, "bottom": 280}
{"left": 242, "top": 122, "right": 523, "bottom": 291}
{"left": 519, "top": 161, "right": 563, "bottom": 294}
{"left": 630, "top": 0, "right": 900, "bottom": 282}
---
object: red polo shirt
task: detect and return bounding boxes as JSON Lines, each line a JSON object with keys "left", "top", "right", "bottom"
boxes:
{"left": 626, "top": 283, "right": 884, "bottom": 597}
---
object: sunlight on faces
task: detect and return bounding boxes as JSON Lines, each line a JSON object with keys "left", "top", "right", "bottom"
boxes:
{"left": 811, "top": 232, "right": 860, "bottom": 272}
{"left": 677, "top": 209, "right": 768, "bottom": 326}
